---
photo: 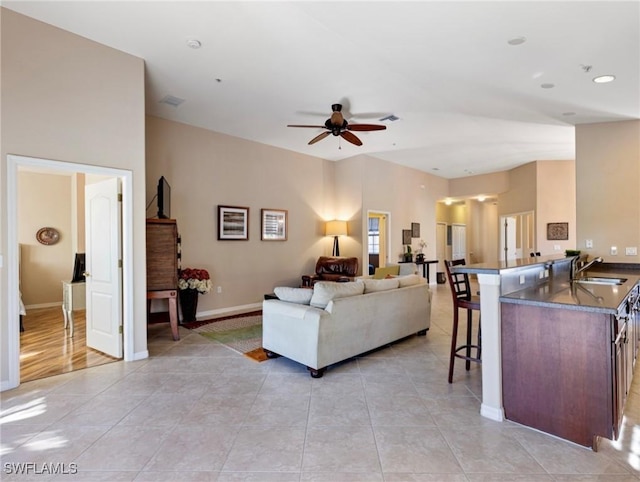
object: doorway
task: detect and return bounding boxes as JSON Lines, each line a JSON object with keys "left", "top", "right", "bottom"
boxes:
{"left": 500, "top": 211, "right": 535, "bottom": 261}
{"left": 5, "top": 155, "right": 134, "bottom": 390}
{"left": 367, "top": 211, "right": 390, "bottom": 275}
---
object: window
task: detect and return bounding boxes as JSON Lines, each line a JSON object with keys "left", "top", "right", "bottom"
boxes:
{"left": 368, "top": 217, "right": 380, "bottom": 254}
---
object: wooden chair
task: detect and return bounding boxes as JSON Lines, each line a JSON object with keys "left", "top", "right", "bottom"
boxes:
{"left": 444, "top": 259, "right": 481, "bottom": 383}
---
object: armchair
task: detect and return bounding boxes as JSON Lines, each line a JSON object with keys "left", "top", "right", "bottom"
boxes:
{"left": 301, "top": 256, "right": 359, "bottom": 287}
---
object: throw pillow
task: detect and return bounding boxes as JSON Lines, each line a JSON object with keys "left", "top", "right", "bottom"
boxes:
{"left": 273, "top": 287, "right": 313, "bottom": 305}
{"left": 363, "top": 277, "right": 399, "bottom": 293}
{"left": 373, "top": 265, "right": 400, "bottom": 279}
{"left": 398, "top": 274, "right": 423, "bottom": 288}
{"left": 310, "top": 281, "right": 365, "bottom": 309}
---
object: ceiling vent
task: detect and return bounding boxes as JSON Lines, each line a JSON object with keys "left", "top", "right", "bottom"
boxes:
{"left": 379, "top": 114, "right": 400, "bottom": 122}
{"left": 159, "top": 95, "right": 185, "bottom": 107}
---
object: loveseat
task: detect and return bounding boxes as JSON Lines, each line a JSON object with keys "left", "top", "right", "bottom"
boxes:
{"left": 262, "top": 275, "right": 431, "bottom": 377}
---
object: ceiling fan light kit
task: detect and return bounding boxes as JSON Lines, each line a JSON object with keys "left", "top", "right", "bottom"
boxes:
{"left": 288, "top": 103, "right": 386, "bottom": 147}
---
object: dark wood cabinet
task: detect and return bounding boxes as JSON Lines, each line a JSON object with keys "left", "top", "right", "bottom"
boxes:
{"left": 146, "top": 219, "right": 179, "bottom": 291}
{"left": 501, "top": 287, "right": 640, "bottom": 450}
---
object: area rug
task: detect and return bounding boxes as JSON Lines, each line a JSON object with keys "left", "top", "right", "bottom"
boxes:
{"left": 190, "top": 312, "right": 268, "bottom": 362}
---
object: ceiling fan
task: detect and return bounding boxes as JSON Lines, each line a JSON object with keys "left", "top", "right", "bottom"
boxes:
{"left": 287, "top": 103, "right": 386, "bottom": 146}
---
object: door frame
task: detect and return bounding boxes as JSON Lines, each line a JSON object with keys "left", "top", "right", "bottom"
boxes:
{"left": 366, "top": 210, "right": 391, "bottom": 269}
{"left": 5, "top": 154, "right": 134, "bottom": 389}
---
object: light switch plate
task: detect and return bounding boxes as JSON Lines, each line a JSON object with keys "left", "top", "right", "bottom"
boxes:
{"left": 611, "top": 246, "right": 618, "bottom": 255}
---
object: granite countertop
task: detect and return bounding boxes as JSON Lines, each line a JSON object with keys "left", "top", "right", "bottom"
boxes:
{"left": 451, "top": 254, "right": 568, "bottom": 274}
{"left": 501, "top": 267, "right": 640, "bottom": 314}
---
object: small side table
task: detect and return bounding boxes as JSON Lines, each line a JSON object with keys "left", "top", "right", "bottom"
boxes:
{"left": 61, "top": 281, "right": 86, "bottom": 337}
{"left": 147, "top": 290, "right": 180, "bottom": 341}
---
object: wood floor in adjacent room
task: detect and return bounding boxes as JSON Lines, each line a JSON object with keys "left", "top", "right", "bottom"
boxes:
{"left": 20, "top": 307, "right": 119, "bottom": 383}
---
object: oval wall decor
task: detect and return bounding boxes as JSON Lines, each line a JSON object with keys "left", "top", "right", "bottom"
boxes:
{"left": 36, "top": 227, "right": 60, "bottom": 245}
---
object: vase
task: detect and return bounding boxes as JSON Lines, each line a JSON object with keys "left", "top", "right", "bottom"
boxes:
{"left": 179, "top": 288, "right": 199, "bottom": 323}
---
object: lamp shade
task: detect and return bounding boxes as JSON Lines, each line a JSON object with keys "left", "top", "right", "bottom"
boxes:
{"left": 325, "top": 220, "right": 348, "bottom": 237}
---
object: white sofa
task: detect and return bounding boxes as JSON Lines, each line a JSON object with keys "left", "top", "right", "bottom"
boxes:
{"left": 262, "top": 275, "right": 431, "bottom": 377}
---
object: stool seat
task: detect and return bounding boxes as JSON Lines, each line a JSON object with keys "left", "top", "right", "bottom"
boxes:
{"left": 444, "top": 259, "right": 481, "bottom": 383}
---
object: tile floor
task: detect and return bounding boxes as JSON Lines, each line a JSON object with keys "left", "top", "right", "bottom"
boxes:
{"left": 1, "top": 283, "right": 639, "bottom": 481}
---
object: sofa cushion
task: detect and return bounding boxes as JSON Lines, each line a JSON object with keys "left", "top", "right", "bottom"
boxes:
{"left": 363, "top": 277, "right": 399, "bottom": 293}
{"left": 274, "top": 287, "right": 313, "bottom": 305}
{"left": 398, "top": 274, "right": 423, "bottom": 288}
{"left": 310, "top": 281, "right": 365, "bottom": 309}
{"left": 373, "top": 265, "right": 400, "bottom": 279}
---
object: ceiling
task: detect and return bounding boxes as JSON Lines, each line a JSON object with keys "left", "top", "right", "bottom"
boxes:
{"left": 5, "top": 1, "right": 639, "bottom": 179}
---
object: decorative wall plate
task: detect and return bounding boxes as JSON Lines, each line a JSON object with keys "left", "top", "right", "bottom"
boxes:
{"left": 36, "top": 227, "right": 60, "bottom": 245}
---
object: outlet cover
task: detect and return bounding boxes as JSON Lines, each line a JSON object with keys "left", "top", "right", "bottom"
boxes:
{"left": 625, "top": 247, "right": 638, "bottom": 256}
{"left": 586, "top": 239, "right": 593, "bottom": 249}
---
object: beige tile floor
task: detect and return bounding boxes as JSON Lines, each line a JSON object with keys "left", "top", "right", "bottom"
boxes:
{"left": 1, "top": 283, "right": 639, "bottom": 481}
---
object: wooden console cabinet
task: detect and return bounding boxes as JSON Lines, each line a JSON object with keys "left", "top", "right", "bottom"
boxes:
{"left": 146, "top": 219, "right": 181, "bottom": 340}
{"left": 146, "top": 218, "right": 179, "bottom": 290}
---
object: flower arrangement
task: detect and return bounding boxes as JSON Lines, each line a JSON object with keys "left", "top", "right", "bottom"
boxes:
{"left": 178, "top": 268, "right": 212, "bottom": 294}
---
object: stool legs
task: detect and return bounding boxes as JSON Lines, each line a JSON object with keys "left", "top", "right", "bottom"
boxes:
{"left": 448, "top": 306, "right": 481, "bottom": 383}
{"left": 448, "top": 307, "right": 461, "bottom": 383}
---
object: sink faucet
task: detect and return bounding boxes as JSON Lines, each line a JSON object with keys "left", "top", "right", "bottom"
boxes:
{"left": 571, "top": 256, "right": 604, "bottom": 280}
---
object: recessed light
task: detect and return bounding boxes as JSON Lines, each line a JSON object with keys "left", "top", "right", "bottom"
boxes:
{"left": 562, "top": 112, "right": 576, "bottom": 116}
{"left": 432, "top": 167, "right": 440, "bottom": 171}
{"left": 593, "top": 75, "right": 615, "bottom": 83}
{"left": 507, "top": 36, "right": 526, "bottom": 46}
{"left": 541, "top": 83, "right": 555, "bottom": 89}
{"left": 186, "top": 39, "right": 202, "bottom": 49}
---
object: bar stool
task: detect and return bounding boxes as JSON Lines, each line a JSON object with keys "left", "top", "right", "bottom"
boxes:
{"left": 444, "top": 259, "right": 481, "bottom": 383}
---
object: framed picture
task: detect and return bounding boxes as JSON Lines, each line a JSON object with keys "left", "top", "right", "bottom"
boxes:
{"left": 547, "top": 222, "right": 568, "bottom": 241}
{"left": 411, "top": 222, "right": 420, "bottom": 238}
{"left": 402, "top": 229, "right": 412, "bottom": 245}
{"left": 261, "top": 209, "right": 288, "bottom": 241}
{"left": 218, "top": 205, "right": 249, "bottom": 240}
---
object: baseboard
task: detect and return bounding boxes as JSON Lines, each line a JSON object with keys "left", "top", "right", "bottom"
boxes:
{"left": 1, "top": 379, "right": 19, "bottom": 392}
{"left": 197, "top": 302, "right": 262, "bottom": 321}
{"left": 480, "top": 403, "right": 505, "bottom": 422}
{"left": 25, "top": 302, "right": 61, "bottom": 310}
{"left": 130, "top": 350, "right": 149, "bottom": 362}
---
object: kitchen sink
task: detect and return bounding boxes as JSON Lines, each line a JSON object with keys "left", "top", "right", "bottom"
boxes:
{"left": 574, "top": 277, "right": 628, "bottom": 285}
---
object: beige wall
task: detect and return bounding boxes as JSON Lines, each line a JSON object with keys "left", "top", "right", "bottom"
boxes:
{"left": 1, "top": 9, "right": 146, "bottom": 384}
{"left": 536, "top": 160, "right": 576, "bottom": 255}
{"left": 498, "top": 162, "right": 537, "bottom": 216}
{"left": 145, "top": 116, "right": 336, "bottom": 315}
{"left": 18, "top": 172, "right": 73, "bottom": 305}
{"left": 449, "top": 171, "right": 509, "bottom": 199}
{"left": 576, "top": 120, "right": 640, "bottom": 262}
{"left": 359, "top": 155, "right": 447, "bottom": 264}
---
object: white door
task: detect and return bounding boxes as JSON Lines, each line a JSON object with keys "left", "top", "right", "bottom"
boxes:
{"left": 85, "top": 178, "right": 123, "bottom": 358}
{"left": 436, "top": 222, "right": 446, "bottom": 270}
{"left": 500, "top": 216, "right": 518, "bottom": 261}
{"left": 451, "top": 224, "right": 466, "bottom": 260}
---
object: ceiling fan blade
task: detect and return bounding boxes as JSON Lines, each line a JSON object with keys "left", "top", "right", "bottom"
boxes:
{"left": 288, "top": 124, "right": 326, "bottom": 128}
{"left": 308, "top": 131, "right": 331, "bottom": 145}
{"left": 347, "top": 124, "right": 387, "bottom": 131}
{"left": 340, "top": 131, "right": 363, "bottom": 146}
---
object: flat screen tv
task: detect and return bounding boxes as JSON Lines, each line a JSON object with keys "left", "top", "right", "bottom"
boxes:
{"left": 71, "top": 253, "right": 86, "bottom": 283}
{"left": 157, "top": 176, "right": 171, "bottom": 219}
